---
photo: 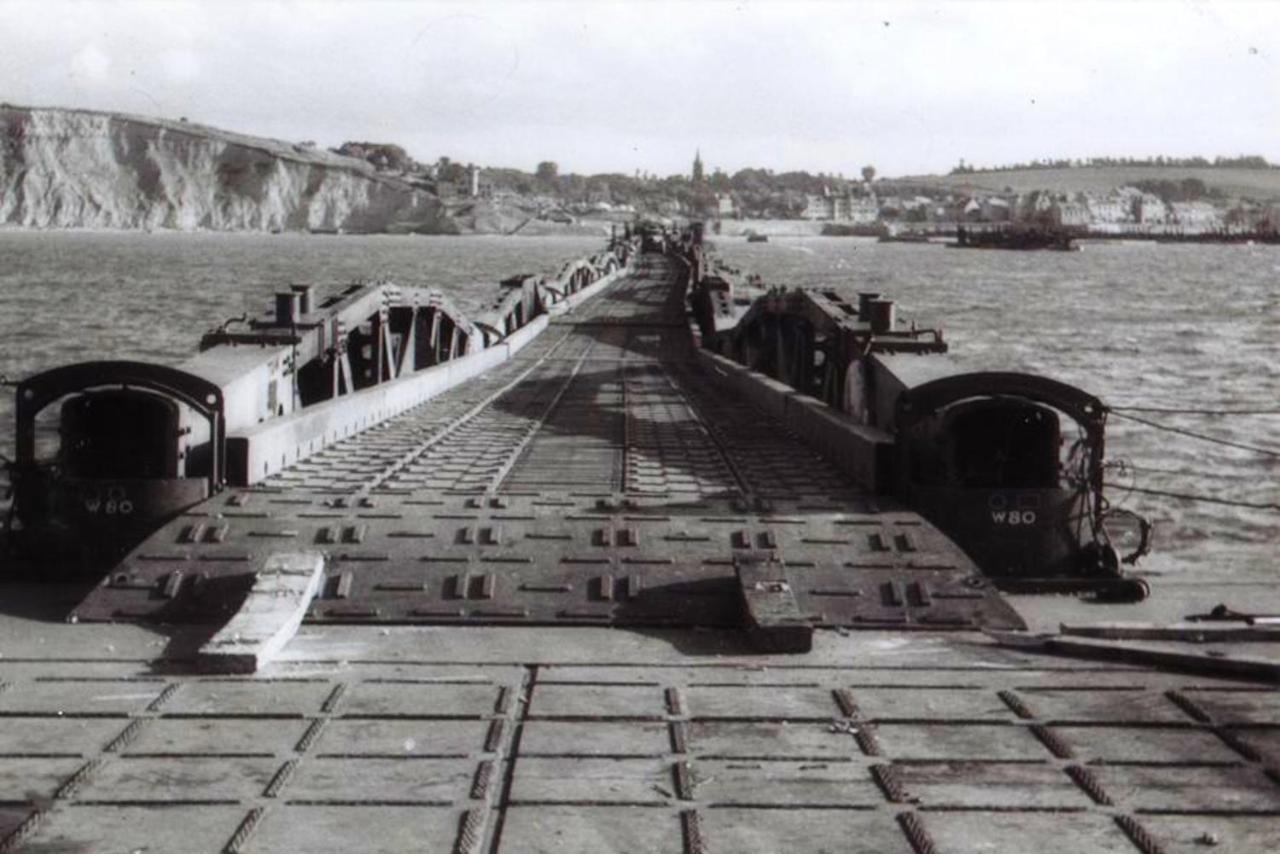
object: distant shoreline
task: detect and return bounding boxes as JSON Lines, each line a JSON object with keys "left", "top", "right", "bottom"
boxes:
{"left": 0, "top": 224, "right": 613, "bottom": 238}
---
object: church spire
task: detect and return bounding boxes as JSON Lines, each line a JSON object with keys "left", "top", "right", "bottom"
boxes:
{"left": 692, "top": 148, "right": 704, "bottom": 183}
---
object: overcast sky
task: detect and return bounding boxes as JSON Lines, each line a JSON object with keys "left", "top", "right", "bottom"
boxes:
{"left": 4, "top": 0, "right": 1277, "bottom": 177}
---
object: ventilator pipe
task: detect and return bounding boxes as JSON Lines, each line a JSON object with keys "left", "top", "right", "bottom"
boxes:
{"left": 275, "top": 291, "right": 301, "bottom": 326}
{"left": 290, "top": 285, "right": 314, "bottom": 315}
{"left": 868, "top": 299, "right": 896, "bottom": 334}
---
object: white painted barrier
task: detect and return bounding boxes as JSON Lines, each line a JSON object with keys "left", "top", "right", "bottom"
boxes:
{"left": 227, "top": 265, "right": 631, "bottom": 485}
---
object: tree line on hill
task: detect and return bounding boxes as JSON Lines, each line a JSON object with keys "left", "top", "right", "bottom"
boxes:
{"left": 950, "top": 155, "right": 1274, "bottom": 174}
{"left": 477, "top": 162, "right": 885, "bottom": 219}
{"left": 330, "top": 136, "right": 1270, "bottom": 218}
{"left": 329, "top": 139, "right": 889, "bottom": 217}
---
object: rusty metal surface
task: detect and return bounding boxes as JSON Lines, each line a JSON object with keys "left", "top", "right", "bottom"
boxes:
{"left": 70, "top": 256, "right": 1020, "bottom": 634}
{"left": 0, "top": 648, "right": 1277, "bottom": 853}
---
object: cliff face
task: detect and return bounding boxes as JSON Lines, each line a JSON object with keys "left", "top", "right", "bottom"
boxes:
{"left": 0, "top": 106, "right": 457, "bottom": 233}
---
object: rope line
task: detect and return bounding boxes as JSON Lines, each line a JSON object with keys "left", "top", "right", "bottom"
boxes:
{"left": 1107, "top": 410, "right": 1280, "bottom": 458}
{"left": 1106, "top": 460, "right": 1267, "bottom": 481}
{"left": 1110, "top": 405, "right": 1280, "bottom": 416}
{"left": 1104, "top": 482, "right": 1280, "bottom": 512}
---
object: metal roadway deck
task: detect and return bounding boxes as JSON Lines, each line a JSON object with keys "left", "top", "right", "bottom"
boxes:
{"left": 0, "top": 256, "right": 1277, "bottom": 852}
{"left": 70, "top": 255, "right": 1020, "bottom": 632}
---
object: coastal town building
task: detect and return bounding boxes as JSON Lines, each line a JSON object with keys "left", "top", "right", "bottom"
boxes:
{"left": 802, "top": 189, "right": 831, "bottom": 220}
{"left": 980, "top": 196, "right": 1012, "bottom": 222}
{"left": 1050, "top": 200, "right": 1090, "bottom": 227}
{"left": 1170, "top": 201, "right": 1222, "bottom": 230}
{"left": 839, "top": 195, "right": 880, "bottom": 224}
{"left": 1018, "top": 192, "right": 1055, "bottom": 223}
{"left": 1135, "top": 194, "right": 1169, "bottom": 224}
{"left": 878, "top": 196, "right": 905, "bottom": 220}
{"left": 1084, "top": 195, "right": 1129, "bottom": 224}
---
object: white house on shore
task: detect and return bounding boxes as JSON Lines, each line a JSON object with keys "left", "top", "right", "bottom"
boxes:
{"left": 1051, "top": 200, "right": 1090, "bottom": 227}
{"left": 1085, "top": 195, "right": 1129, "bottom": 224}
{"left": 1171, "top": 201, "right": 1222, "bottom": 230}
{"left": 1136, "top": 194, "right": 1169, "bottom": 224}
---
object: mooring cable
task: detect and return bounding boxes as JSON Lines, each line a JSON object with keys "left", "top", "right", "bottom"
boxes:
{"left": 1103, "top": 482, "right": 1280, "bottom": 512}
{"left": 1108, "top": 460, "right": 1269, "bottom": 481}
{"left": 1106, "top": 409, "right": 1280, "bottom": 458}
{"left": 1110, "top": 404, "right": 1280, "bottom": 416}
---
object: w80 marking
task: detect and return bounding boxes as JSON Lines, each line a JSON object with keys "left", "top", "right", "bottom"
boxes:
{"left": 83, "top": 486, "right": 135, "bottom": 516}
{"left": 991, "top": 510, "right": 1037, "bottom": 525}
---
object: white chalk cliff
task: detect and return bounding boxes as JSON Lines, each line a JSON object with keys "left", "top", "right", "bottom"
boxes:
{"left": 0, "top": 106, "right": 456, "bottom": 233}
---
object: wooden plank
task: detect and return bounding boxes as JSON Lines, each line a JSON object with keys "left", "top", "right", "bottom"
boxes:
{"left": 197, "top": 552, "right": 326, "bottom": 674}
{"left": 986, "top": 630, "right": 1280, "bottom": 683}
{"left": 735, "top": 555, "right": 813, "bottom": 653}
{"left": 1061, "top": 621, "right": 1280, "bottom": 643}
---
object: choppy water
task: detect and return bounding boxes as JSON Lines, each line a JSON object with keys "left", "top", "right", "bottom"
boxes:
{"left": 1, "top": 231, "right": 1276, "bottom": 578}
{"left": 714, "top": 237, "right": 1280, "bottom": 579}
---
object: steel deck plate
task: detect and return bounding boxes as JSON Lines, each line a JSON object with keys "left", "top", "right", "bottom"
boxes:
{"left": 71, "top": 258, "right": 1021, "bottom": 633}
{"left": 0, "top": 646, "right": 1275, "bottom": 853}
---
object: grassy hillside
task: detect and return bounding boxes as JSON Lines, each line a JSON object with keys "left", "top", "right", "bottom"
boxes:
{"left": 895, "top": 166, "right": 1280, "bottom": 201}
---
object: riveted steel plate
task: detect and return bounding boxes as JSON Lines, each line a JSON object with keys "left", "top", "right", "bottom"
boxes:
{"left": 870, "top": 723, "right": 1052, "bottom": 761}
{"left": 0, "top": 807, "right": 31, "bottom": 844}
{"left": 1179, "top": 688, "right": 1280, "bottom": 725}
{"left": 338, "top": 681, "right": 507, "bottom": 717}
{"left": 1015, "top": 687, "right": 1193, "bottom": 723}
{"left": 313, "top": 718, "right": 491, "bottom": 756}
{"left": 1227, "top": 727, "right": 1280, "bottom": 764}
{"left": 0, "top": 756, "right": 86, "bottom": 799}
{"left": 122, "top": 717, "right": 312, "bottom": 756}
{"left": 510, "top": 757, "right": 673, "bottom": 804}
{"left": 1, "top": 645, "right": 1278, "bottom": 853}
{"left": 497, "top": 806, "right": 683, "bottom": 854}
{"left": 681, "top": 685, "right": 842, "bottom": 719}
{"left": 283, "top": 756, "right": 477, "bottom": 803}
{"left": 922, "top": 812, "right": 1137, "bottom": 854}
{"left": 529, "top": 683, "right": 667, "bottom": 718}
{"left": 0, "top": 679, "right": 166, "bottom": 715}
{"left": 839, "top": 687, "right": 1018, "bottom": 722}
{"left": 891, "top": 761, "right": 1094, "bottom": 809}
{"left": 693, "top": 759, "right": 884, "bottom": 807}
{"left": 699, "top": 808, "right": 912, "bottom": 854}
{"left": 247, "top": 805, "right": 471, "bottom": 854}
{"left": 686, "top": 720, "right": 866, "bottom": 759}
{"left": 163, "top": 679, "right": 335, "bottom": 716}
{"left": 1141, "top": 815, "right": 1280, "bottom": 853}
{"left": 1048, "top": 725, "right": 1242, "bottom": 763}
{"left": 1089, "top": 764, "right": 1280, "bottom": 813}
{"left": 519, "top": 721, "right": 673, "bottom": 757}
{"left": 16, "top": 805, "right": 249, "bottom": 854}
{"left": 74, "top": 756, "right": 280, "bottom": 801}
{"left": 0, "top": 716, "right": 127, "bottom": 755}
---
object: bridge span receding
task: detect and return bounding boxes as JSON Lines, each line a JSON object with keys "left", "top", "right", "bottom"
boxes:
{"left": 68, "top": 251, "right": 1024, "bottom": 643}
